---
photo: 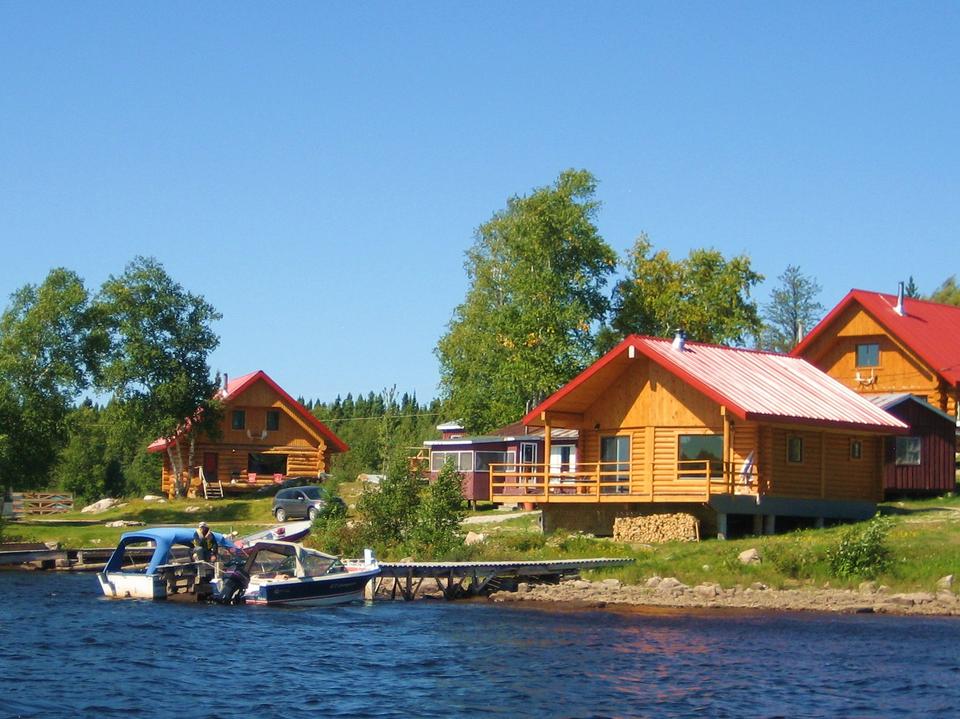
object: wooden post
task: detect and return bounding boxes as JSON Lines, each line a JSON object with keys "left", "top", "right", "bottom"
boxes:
{"left": 721, "top": 406, "right": 730, "bottom": 498}
{"left": 717, "top": 512, "right": 728, "bottom": 540}
{"left": 543, "top": 415, "right": 552, "bottom": 499}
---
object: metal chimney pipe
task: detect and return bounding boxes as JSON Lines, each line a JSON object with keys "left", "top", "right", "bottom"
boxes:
{"left": 223, "top": 373, "right": 229, "bottom": 392}
{"left": 895, "top": 281, "right": 905, "bottom": 316}
{"left": 672, "top": 328, "right": 685, "bottom": 351}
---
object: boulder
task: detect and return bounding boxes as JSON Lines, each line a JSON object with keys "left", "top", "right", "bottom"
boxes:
{"left": 738, "top": 548, "right": 761, "bottom": 565}
{"left": 694, "top": 583, "right": 720, "bottom": 598}
{"left": 80, "top": 498, "right": 120, "bottom": 514}
{"left": 601, "top": 578, "right": 622, "bottom": 590}
{"left": 936, "top": 575, "right": 954, "bottom": 591}
{"left": 858, "top": 581, "right": 878, "bottom": 594}
{"left": 656, "top": 577, "right": 687, "bottom": 593}
{"left": 143, "top": 495, "right": 163, "bottom": 502}
{"left": 645, "top": 576, "right": 662, "bottom": 588}
{"left": 104, "top": 520, "right": 145, "bottom": 528}
{"left": 184, "top": 505, "right": 200, "bottom": 513}
{"left": 464, "top": 531, "right": 486, "bottom": 546}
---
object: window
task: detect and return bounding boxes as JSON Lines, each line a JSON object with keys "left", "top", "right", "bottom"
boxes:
{"left": 787, "top": 436, "right": 804, "bottom": 463}
{"left": 678, "top": 434, "right": 724, "bottom": 479}
{"left": 600, "top": 435, "right": 630, "bottom": 493}
{"left": 850, "top": 439, "right": 863, "bottom": 460}
{"left": 231, "top": 410, "right": 246, "bottom": 430}
{"left": 248, "top": 452, "right": 287, "bottom": 475}
{"left": 895, "top": 437, "right": 921, "bottom": 466}
{"left": 266, "top": 410, "right": 280, "bottom": 431}
{"left": 430, "top": 451, "right": 473, "bottom": 472}
{"left": 519, "top": 442, "right": 537, "bottom": 465}
{"left": 476, "top": 451, "right": 515, "bottom": 472}
{"left": 856, "top": 343, "right": 880, "bottom": 368}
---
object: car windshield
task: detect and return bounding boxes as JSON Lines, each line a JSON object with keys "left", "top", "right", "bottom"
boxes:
{"left": 301, "top": 487, "right": 324, "bottom": 500}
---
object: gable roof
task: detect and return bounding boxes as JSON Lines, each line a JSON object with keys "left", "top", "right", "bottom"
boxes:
{"left": 148, "top": 370, "right": 348, "bottom": 453}
{"left": 863, "top": 392, "right": 958, "bottom": 426}
{"left": 524, "top": 335, "right": 907, "bottom": 433}
{"left": 791, "top": 289, "right": 960, "bottom": 387}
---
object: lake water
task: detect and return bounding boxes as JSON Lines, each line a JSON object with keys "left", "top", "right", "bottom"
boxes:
{"left": 2, "top": 572, "right": 959, "bottom": 719}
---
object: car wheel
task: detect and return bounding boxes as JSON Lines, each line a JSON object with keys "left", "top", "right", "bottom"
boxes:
{"left": 274, "top": 507, "right": 287, "bottom": 522}
{"left": 308, "top": 507, "right": 319, "bottom": 521}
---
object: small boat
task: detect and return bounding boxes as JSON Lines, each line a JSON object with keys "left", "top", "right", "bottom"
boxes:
{"left": 215, "top": 541, "right": 380, "bottom": 607}
{"left": 234, "top": 520, "right": 312, "bottom": 548}
{"left": 98, "top": 527, "right": 233, "bottom": 600}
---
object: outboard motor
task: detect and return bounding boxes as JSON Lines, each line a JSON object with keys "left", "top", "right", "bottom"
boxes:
{"left": 216, "top": 558, "right": 251, "bottom": 604}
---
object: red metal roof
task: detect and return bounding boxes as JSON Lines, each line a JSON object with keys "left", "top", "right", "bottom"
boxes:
{"left": 148, "top": 370, "right": 348, "bottom": 453}
{"left": 792, "top": 289, "right": 960, "bottom": 387}
{"left": 524, "top": 335, "right": 907, "bottom": 432}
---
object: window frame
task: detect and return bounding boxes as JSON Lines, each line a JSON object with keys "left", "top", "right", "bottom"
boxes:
{"left": 266, "top": 410, "right": 280, "bottom": 431}
{"left": 231, "top": 410, "right": 246, "bottom": 430}
{"left": 850, "top": 439, "right": 863, "bottom": 461}
{"left": 599, "top": 435, "right": 630, "bottom": 492}
{"left": 894, "top": 436, "right": 922, "bottom": 466}
{"left": 855, "top": 342, "right": 880, "bottom": 368}
{"left": 787, "top": 436, "right": 804, "bottom": 464}
{"left": 677, "top": 434, "right": 724, "bottom": 479}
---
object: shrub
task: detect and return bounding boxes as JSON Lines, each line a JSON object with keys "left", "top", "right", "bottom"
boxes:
{"left": 765, "top": 534, "right": 818, "bottom": 579}
{"left": 828, "top": 515, "right": 892, "bottom": 579}
{"left": 410, "top": 458, "right": 466, "bottom": 556}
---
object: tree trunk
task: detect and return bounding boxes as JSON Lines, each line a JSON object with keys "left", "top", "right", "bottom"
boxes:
{"left": 167, "top": 443, "right": 186, "bottom": 498}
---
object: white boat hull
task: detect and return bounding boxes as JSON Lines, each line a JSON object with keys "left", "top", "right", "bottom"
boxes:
{"left": 98, "top": 572, "right": 166, "bottom": 599}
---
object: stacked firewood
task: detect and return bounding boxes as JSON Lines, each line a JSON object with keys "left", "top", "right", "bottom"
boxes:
{"left": 613, "top": 513, "right": 700, "bottom": 543}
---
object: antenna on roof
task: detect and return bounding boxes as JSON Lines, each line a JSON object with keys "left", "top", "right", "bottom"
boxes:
{"left": 672, "top": 328, "right": 685, "bottom": 351}
{"left": 895, "top": 281, "right": 905, "bottom": 316}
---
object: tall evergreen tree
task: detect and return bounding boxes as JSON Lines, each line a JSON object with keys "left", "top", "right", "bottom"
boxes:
{"left": 437, "top": 169, "right": 617, "bottom": 432}
{"left": 759, "top": 265, "right": 824, "bottom": 352}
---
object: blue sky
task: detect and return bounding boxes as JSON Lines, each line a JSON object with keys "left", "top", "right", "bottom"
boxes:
{"left": 2, "top": 3, "right": 958, "bottom": 403}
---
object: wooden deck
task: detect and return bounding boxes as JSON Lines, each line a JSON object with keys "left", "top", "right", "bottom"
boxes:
{"left": 490, "top": 461, "right": 759, "bottom": 504}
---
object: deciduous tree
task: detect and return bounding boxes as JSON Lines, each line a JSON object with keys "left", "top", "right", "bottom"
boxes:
{"left": 606, "top": 235, "right": 763, "bottom": 348}
{"left": 94, "top": 257, "right": 222, "bottom": 497}
{"left": 437, "top": 169, "right": 617, "bottom": 432}
{"left": 929, "top": 275, "right": 960, "bottom": 306}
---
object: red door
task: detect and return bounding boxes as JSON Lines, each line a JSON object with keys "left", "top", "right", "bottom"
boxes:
{"left": 202, "top": 452, "right": 219, "bottom": 482}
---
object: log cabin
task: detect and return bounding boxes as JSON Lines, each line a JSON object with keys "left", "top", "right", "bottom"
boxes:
{"left": 148, "top": 371, "right": 348, "bottom": 497}
{"left": 420, "top": 420, "right": 578, "bottom": 504}
{"left": 489, "top": 334, "right": 907, "bottom": 538}
{"left": 791, "top": 285, "right": 960, "bottom": 420}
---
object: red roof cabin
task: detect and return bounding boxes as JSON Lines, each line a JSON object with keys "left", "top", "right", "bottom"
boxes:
{"left": 148, "top": 371, "right": 348, "bottom": 497}
{"left": 489, "top": 334, "right": 907, "bottom": 538}
{"left": 422, "top": 421, "right": 578, "bottom": 505}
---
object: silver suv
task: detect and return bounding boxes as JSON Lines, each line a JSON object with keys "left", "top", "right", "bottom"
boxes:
{"left": 271, "top": 486, "right": 343, "bottom": 522}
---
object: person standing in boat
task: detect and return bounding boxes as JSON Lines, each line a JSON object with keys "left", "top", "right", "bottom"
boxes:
{"left": 193, "top": 521, "right": 219, "bottom": 564}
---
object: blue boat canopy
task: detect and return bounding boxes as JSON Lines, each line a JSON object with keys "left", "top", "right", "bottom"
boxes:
{"left": 104, "top": 527, "right": 233, "bottom": 575}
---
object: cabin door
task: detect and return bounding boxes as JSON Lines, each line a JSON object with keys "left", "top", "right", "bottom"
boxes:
{"left": 202, "top": 452, "right": 219, "bottom": 483}
{"left": 550, "top": 445, "right": 576, "bottom": 492}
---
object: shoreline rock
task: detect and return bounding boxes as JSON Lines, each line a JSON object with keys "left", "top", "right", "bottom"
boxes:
{"left": 488, "top": 576, "right": 960, "bottom": 617}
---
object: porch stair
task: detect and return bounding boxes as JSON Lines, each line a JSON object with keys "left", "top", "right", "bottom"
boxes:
{"left": 199, "top": 468, "right": 224, "bottom": 500}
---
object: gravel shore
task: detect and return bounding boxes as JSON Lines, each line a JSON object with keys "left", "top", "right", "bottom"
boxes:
{"left": 488, "top": 575, "right": 960, "bottom": 616}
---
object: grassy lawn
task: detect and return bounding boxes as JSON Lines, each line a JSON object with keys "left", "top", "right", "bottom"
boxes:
{"left": 5, "top": 490, "right": 958, "bottom": 595}
{"left": 3, "top": 496, "right": 277, "bottom": 547}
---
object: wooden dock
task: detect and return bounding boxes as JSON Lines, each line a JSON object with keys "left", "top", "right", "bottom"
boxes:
{"left": 374, "top": 557, "right": 634, "bottom": 600}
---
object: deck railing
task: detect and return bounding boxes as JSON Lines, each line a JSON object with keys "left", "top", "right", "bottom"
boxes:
{"left": 489, "top": 460, "right": 759, "bottom": 503}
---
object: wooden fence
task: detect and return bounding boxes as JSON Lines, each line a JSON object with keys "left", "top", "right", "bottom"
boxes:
{"left": 10, "top": 492, "right": 75, "bottom": 516}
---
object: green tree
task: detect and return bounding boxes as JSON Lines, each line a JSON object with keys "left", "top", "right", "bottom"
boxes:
{"left": 904, "top": 276, "right": 920, "bottom": 299}
{"left": 929, "top": 275, "right": 960, "bottom": 306}
{"left": 605, "top": 235, "right": 763, "bottom": 348}
{"left": 758, "top": 265, "right": 824, "bottom": 352}
{"left": 53, "top": 402, "right": 124, "bottom": 502}
{"left": 93, "top": 257, "right": 222, "bottom": 497}
{"left": 353, "top": 452, "right": 423, "bottom": 552}
{"left": 411, "top": 458, "right": 466, "bottom": 555}
{"left": 437, "top": 169, "right": 617, "bottom": 432}
{"left": 0, "top": 269, "right": 95, "bottom": 489}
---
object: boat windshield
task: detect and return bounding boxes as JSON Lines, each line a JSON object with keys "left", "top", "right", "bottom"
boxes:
{"left": 300, "top": 552, "right": 342, "bottom": 577}
{"left": 248, "top": 547, "right": 298, "bottom": 576}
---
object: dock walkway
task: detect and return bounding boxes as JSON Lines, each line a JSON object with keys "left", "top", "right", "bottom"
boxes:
{"left": 375, "top": 557, "right": 633, "bottom": 600}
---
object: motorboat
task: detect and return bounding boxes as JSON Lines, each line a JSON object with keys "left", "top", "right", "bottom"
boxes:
{"left": 233, "top": 519, "right": 312, "bottom": 548}
{"left": 98, "top": 526, "right": 233, "bottom": 599}
{"left": 215, "top": 541, "right": 380, "bottom": 606}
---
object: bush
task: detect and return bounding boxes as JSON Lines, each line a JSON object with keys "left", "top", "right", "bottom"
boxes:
{"left": 828, "top": 515, "right": 892, "bottom": 579}
{"left": 765, "top": 533, "right": 819, "bottom": 579}
{"left": 410, "top": 458, "right": 466, "bottom": 556}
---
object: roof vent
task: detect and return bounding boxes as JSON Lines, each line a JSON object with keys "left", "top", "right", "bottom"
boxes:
{"left": 894, "top": 281, "right": 905, "bottom": 316}
{"left": 223, "top": 373, "right": 228, "bottom": 392}
{"left": 672, "top": 328, "right": 685, "bottom": 351}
